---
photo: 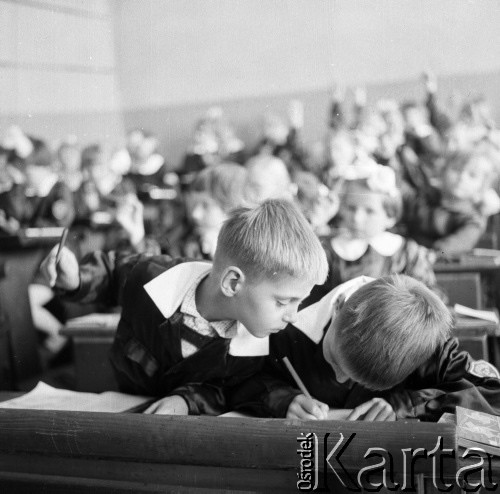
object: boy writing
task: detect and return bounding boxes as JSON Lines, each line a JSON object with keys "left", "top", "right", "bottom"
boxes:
{"left": 41, "top": 199, "right": 328, "bottom": 415}
{"left": 230, "top": 275, "right": 500, "bottom": 421}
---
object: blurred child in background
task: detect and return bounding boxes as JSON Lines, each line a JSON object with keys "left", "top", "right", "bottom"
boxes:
{"left": 245, "top": 155, "right": 295, "bottom": 204}
{"left": 293, "top": 170, "right": 338, "bottom": 236}
{"left": 57, "top": 138, "right": 82, "bottom": 194}
{"left": 254, "top": 100, "right": 310, "bottom": 174}
{"left": 179, "top": 163, "right": 249, "bottom": 259}
{"left": 401, "top": 145, "right": 500, "bottom": 257}
{"left": 311, "top": 163, "right": 438, "bottom": 303}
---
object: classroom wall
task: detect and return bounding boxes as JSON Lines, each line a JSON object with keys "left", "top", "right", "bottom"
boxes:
{"left": 1, "top": 0, "right": 500, "bottom": 161}
{"left": 114, "top": 0, "right": 500, "bottom": 167}
{"left": 0, "top": 0, "right": 124, "bottom": 146}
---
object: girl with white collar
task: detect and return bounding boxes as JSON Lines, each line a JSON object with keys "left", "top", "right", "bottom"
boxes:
{"left": 313, "top": 164, "right": 438, "bottom": 301}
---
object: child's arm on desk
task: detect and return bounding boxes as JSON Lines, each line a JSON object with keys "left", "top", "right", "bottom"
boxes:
{"left": 143, "top": 395, "right": 189, "bottom": 415}
{"left": 384, "top": 338, "right": 500, "bottom": 421}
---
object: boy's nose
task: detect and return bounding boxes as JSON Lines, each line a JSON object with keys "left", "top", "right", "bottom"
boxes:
{"left": 283, "top": 310, "right": 298, "bottom": 325}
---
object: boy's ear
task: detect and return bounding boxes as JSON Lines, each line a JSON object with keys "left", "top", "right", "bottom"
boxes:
{"left": 220, "top": 266, "right": 245, "bottom": 297}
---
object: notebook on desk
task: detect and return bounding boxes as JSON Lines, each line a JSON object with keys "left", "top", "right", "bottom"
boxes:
{"left": 456, "top": 406, "right": 500, "bottom": 457}
{"left": 61, "top": 313, "right": 121, "bottom": 339}
{"left": 64, "top": 312, "right": 121, "bottom": 330}
{"left": 0, "top": 382, "right": 153, "bottom": 413}
{"left": 454, "top": 304, "right": 499, "bottom": 324}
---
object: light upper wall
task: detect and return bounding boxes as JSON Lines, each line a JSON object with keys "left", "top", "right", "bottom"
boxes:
{"left": 1, "top": 0, "right": 500, "bottom": 150}
{"left": 0, "top": 0, "right": 123, "bottom": 142}
{"left": 114, "top": 0, "right": 500, "bottom": 110}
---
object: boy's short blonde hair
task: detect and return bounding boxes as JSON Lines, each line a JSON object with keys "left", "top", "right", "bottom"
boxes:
{"left": 333, "top": 275, "right": 451, "bottom": 391}
{"left": 214, "top": 199, "right": 328, "bottom": 284}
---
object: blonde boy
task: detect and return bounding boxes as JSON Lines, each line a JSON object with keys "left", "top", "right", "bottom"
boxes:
{"left": 42, "top": 199, "right": 327, "bottom": 415}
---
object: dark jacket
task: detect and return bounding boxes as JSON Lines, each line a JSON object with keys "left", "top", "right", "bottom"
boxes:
{"left": 229, "top": 314, "right": 500, "bottom": 422}
{"left": 64, "top": 252, "right": 267, "bottom": 415}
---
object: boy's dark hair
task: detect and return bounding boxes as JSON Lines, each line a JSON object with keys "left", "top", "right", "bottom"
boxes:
{"left": 334, "top": 274, "right": 452, "bottom": 391}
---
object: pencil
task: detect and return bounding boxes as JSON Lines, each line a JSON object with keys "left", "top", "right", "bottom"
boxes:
{"left": 282, "top": 356, "right": 312, "bottom": 400}
{"left": 55, "top": 228, "right": 69, "bottom": 265}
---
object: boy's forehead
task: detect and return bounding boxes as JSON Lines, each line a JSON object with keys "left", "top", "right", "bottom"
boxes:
{"left": 263, "top": 275, "right": 314, "bottom": 297}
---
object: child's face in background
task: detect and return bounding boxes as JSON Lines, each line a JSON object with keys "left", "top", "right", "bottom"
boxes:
{"left": 234, "top": 274, "right": 313, "bottom": 338}
{"left": 192, "top": 124, "right": 219, "bottom": 156}
{"left": 25, "top": 163, "right": 51, "bottom": 187}
{"left": 403, "top": 106, "right": 428, "bottom": 133}
{"left": 340, "top": 184, "right": 395, "bottom": 239}
{"left": 58, "top": 146, "right": 81, "bottom": 173}
{"left": 263, "top": 115, "right": 288, "bottom": 145}
{"left": 441, "top": 156, "right": 489, "bottom": 201}
{"left": 328, "top": 133, "right": 355, "bottom": 176}
{"left": 187, "top": 192, "right": 227, "bottom": 233}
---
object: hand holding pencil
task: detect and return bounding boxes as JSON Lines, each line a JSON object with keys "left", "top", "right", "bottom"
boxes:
{"left": 283, "top": 357, "right": 328, "bottom": 420}
{"left": 40, "top": 228, "right": 80, "bottom": 291}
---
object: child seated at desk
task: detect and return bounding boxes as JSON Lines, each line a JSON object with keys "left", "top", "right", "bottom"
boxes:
{"left": 401, "top": 145, "right": 500, "bottom": 258}
{"left": 40, "top": 199, "right": 328, "bottom": 415}
{"left": 229, "top": 275, "right": 500, "bottom": 422}
{"left": 172, "top": 163, "right": 249, "bottom": 259}
{"left": 311, "top": 164, "right": 439, "bottom": 302}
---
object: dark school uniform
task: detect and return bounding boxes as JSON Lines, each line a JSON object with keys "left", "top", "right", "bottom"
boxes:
{"left": 62, "top": 253, "right": 268, "bottom": 415}
{"left": 402, "top": 185, "right": 487, "bottom": 257}
{"left": 229, "top": 281, "right": 500, "bottom": 421}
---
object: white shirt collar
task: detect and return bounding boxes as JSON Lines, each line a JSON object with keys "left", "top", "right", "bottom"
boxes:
{"left": 331, "top": 232, "right": 404, "bottom": 261}
{"left": 143, "top": 261, "right": 268, "bottom": 356}
{"left": 35, "top": 173, "right": 59, "bottom": 197}
{"left": 294, "top": 276, "right": 374, "bottom": 343}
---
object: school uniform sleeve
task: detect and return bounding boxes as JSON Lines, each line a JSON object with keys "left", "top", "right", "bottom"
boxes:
{"left": 170, "top": 383, "right": 227, "bottom": 416}
{"left": 228, "top": 357, "right": 302, "bottom": 418}
{"left": 432, "top": 212, "right": 487, "bottom": 255}
{"left": 61, "top": 250, "right": 166, "bottom": 307}
{"left": 385, "top": 338, "right": 500, "bottom": 421}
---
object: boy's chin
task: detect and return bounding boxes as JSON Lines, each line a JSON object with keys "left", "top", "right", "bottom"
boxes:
{"left": 248, "top": 326, "right": 285, "bottom": 338}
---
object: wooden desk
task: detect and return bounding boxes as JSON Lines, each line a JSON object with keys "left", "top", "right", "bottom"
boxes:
{"left": 454, "top": 313, "right": 500, "bottom": 363}
{"left": 435, "top": 254, "right": 500, "bottom": 311}
{"left": 63, "top": 310, "right": 500, "bottom": 393}
{"left": 0, "top": 229, "right": 63, "bottom": 386}
{"left": 0, "top": 409, "right": 459, "bottom": 493}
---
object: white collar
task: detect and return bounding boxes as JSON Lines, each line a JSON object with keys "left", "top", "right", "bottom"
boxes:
{"left": 294, "top": 276, "right": 374, "bottom": 343}
{"left": 35, "top": 173, "right": 59, "bottom": 197}
{"left": 131, "top": 154, "right": 164, "bottom": 175}
{"left": 143, "top": 261, "right": 268, "bottom": 356}
{"left": 331, "top": 232, "right": 404, "bottom": 261}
